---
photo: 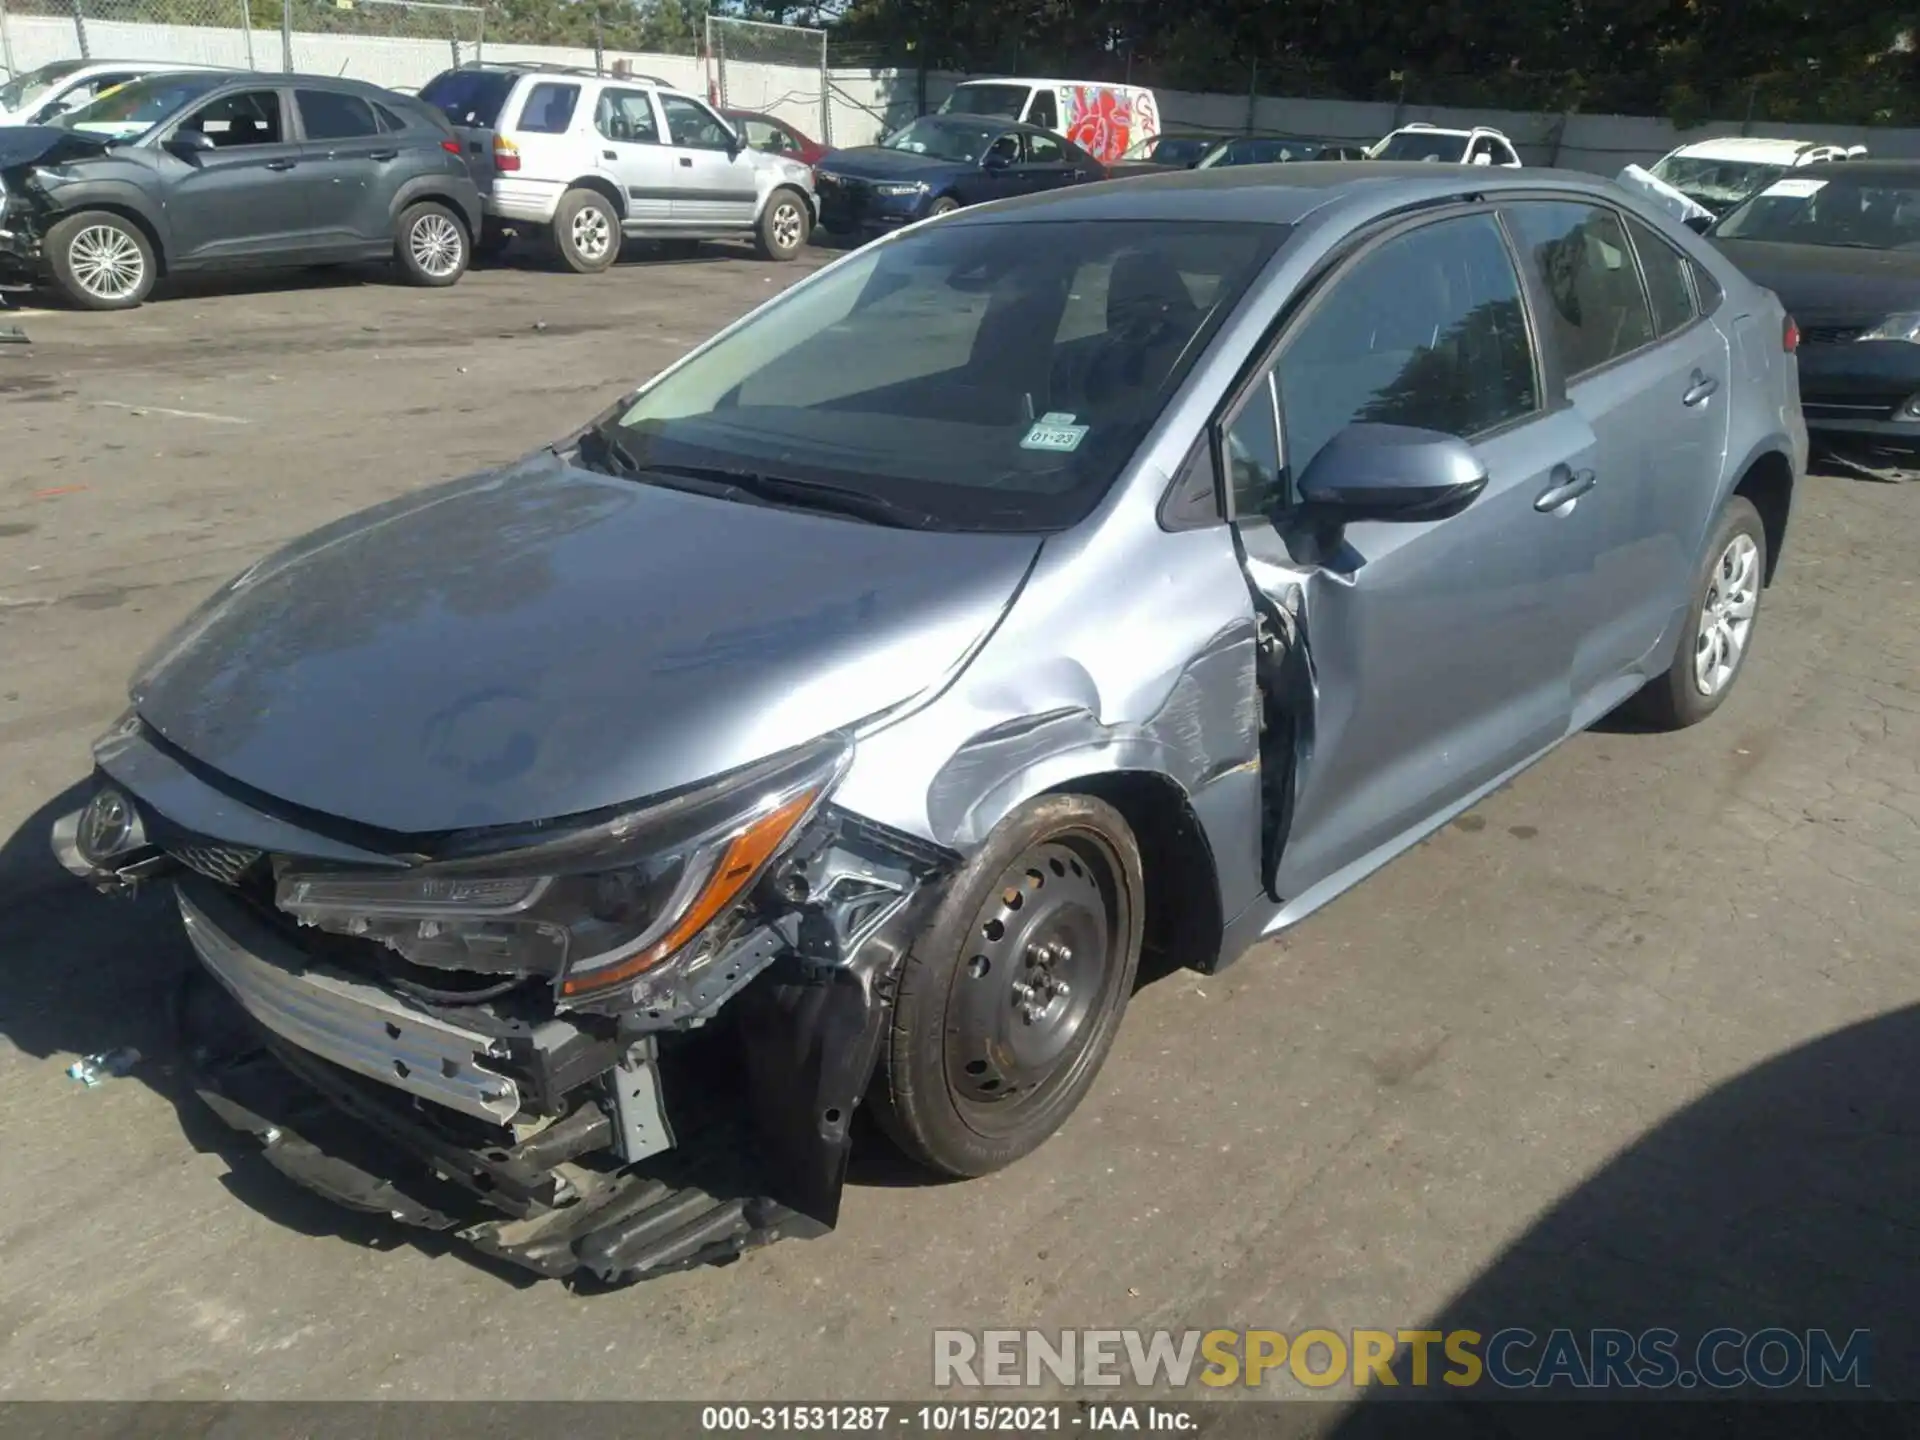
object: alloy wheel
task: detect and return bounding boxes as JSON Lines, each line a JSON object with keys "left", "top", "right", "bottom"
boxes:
{"left": 571, "top": 205, "right": 613, "bottom": 262}
{"left": 409, "top": 212, "right": 464, "bottom": 278}
{"left": 1694, "top": 531, "right": 1760, "bottom": 696}
{"left": 770, "top": 201, "right": 803, "bottom": 253}
{"left": 69, "top": 225, "right": 145, "bottom": 302}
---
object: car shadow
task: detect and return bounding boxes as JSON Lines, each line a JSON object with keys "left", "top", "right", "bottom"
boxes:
{"left": 1319, "top": 1004, "right": 1920, "bottom": 1437}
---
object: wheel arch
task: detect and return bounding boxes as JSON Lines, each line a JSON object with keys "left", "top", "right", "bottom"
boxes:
{"left": 388, "top": 179, "right": 480, "bottom": 236}
{"left": 50, "top": 198, "right": 169, "bottom": 275}
{"left": 565, "top": 174, "right": 627, "bottom": 220}
{"left": 1731, "top": 446, "right": 1794, "bottom": 586}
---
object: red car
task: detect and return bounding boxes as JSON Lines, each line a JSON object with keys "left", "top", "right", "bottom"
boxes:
{"left": 724, "top": 108, "right": 830, "bottom": 167}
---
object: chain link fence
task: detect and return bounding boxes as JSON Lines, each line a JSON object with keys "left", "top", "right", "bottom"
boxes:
{"left": 706, "top": 14, "right": 830, "bottom": 146}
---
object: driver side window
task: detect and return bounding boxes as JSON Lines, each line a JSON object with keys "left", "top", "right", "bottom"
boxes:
{"left": 181, "top": 90, "right": 285, "bottom": 147}
{"left": 986, "top": 133, "right": 1021, "bottom": 166}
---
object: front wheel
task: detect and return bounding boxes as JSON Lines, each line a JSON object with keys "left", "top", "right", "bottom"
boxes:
{"left": 928, "top": 196, "right": 962, "bottom": 217}
{"left": 754, "top": 187, "right": 810, "bottom": 261}
{"left": 394, "top": 202, "right": 469, "bottom": 287}
{"left": 46, "top": 211, "right": 155, "bottom": 310}
{"left": 872, "top": 794, "right": 1144, "bottom": 1178}
{"left": 1630, "top": 494, "right": 1767, "bottom": 729}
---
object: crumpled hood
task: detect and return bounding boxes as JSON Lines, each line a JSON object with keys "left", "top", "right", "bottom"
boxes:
{"left": 0, "top": 125, "right": 111, "bottom": 175}
{"left": 130, "top": 454, "right": 1040, "bottom": 835}
{"left": 1712, "top": 238, "right": 1920, "bottom": 324}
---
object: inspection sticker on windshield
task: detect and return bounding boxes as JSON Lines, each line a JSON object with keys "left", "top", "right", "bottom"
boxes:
{"left": 1022, "top": 412, "right": 1089, "bottom": 452}
{"left": 1761, "top": 177, "right": 1827, "bottom": 199}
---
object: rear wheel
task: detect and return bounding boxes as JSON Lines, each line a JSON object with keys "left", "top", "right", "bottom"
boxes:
{"left": 46, "top": 211, "right": 155, "bottom": 310}
{"left": 554, "top": 188, "right": 620, "bottom": 273}
{"left": 754, "top": 187, "right": 810, "bottom": 261}
{"left": 1630, "top": 494, "right": 1767, "bottom": 729}
{"left": 872, "top": 794, "right": 1143, "bottom": 1177}
{"left": 394, "top": 202, "right": 469, "bottom": 287}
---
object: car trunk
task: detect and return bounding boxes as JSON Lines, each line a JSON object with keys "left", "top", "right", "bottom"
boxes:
{"left": 418, "top": 70, "right": 516, "bottom": 193}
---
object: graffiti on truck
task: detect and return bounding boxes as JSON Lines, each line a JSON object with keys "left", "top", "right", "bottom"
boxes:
{"left": 1063, "top": 86, "right": 1158, "bottom": 163}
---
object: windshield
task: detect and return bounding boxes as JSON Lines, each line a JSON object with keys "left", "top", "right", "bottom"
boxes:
{"left": 1121, "top": 134, "right": 1214, "bottom": 166}
{"left": 1715, "top": 175, "right": 1920, "bottom": 250}
{"left": 940, "top": 83, "right": 1028, "bottom": 120}
{"left": 1375, "top": 131, "right": 1470, "bottom": 163}
{"left": 419, "top": 68, "right": 516, "bottom": 128}
{"left": 0, "top": 60, "right": 85, "bottom": 114}
{"left": 1650, "top": 155, "right": 1783, "bottom": 211}
{"left": 601, "top": 220, "right": 1284, "bottom": 532}
{"left": 882, "top": 117, "right": 997, "bottom": 164}
{"left": 55, "top": 72, "right": 226, "bottom": 138}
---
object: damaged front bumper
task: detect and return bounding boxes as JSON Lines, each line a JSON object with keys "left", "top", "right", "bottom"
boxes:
{"left": 57, "top": 761, "right": 952, "bottom": 1285}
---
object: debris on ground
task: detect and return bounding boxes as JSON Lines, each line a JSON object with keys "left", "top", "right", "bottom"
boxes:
{"left": 0, "top": 326, "right": 28, "bottom": 346}
{"left": 67, "top": 1047, "right": 142, "bottom": 1086}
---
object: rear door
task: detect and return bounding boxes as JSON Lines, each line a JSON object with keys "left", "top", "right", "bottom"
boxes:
{"left": 293, "top": 87, "right": 396, "bottom": 245}
{"left": 157, "top": 87, "right": 314, "bottom": 262}
{"left": 1223, "top": 209, "right": 1601, "bottom": 900}
{"left": 417, "top": 68, "right": 516, "bottom": 191}
{"left": 591, "top": 86, "right": 676, "bottom": 224}
{"left": 658, "top": 92, "right": 758, "bottom": 226}
{"left": 1502, "top": 200, "right": 1731, "bottom": 720}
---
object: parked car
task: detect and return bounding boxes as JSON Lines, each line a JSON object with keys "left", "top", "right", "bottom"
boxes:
{"left": 0, "top": 57, "right": 227, "bottom": 127}
{"left": 53, "top": 166, "right": 1801, "bottom": 1287}
{"left": 1619, "top": 137, "right": 1869, "bottom": 226}
{"left": 724, "top": 108, "right": 829, "bottom": 168}
{"left": 938, "top": 77, "right": 1160, "bottom": 164}
{"left": 1108, "top": 130, "right": 1229, "bottom": 174}
{"left": 1708, "top": 160, "right": 1920, "bottom": 462}
{"left": 1194, "top": 135, "right": 1366, "bottom": 168}
{"left": 417, "top": 62, "right": 817, "bottom": 271}
{"left": 1370, "top": 123, "right": 1521, "bottom": 167}
{"left": 0, "top": 71, "right": 481, "bottom": 309}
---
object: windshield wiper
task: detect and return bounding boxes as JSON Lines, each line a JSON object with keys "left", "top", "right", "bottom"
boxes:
{"left": 574, "top": 418, "right": 645, "bottom": 476}
{"left": 647, "top": 463, "right": 943, "bottom": 530}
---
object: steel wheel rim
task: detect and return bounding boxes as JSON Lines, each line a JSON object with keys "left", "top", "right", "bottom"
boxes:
{"left": 571, "top": 204, "right": 612, "bottom": 261}
{"left": 770, "top": 201, "right": 802, "bottom": 251}
{"left": 409, "top": 212, "right": 464, "bottom": 277}
{"left": 70, "top": 224, "right": 144, "bottom": 300}
{"left": 943, "top": 834, "right": 1125, "bottom": 1136}
{"left": 1694, "top": 531, "right": 1760, "bottom": 696}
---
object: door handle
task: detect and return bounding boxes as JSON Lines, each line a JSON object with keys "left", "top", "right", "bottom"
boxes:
{"left": 368, "top": 149, "right": 398, "bottom": 162}
{"left": 1682, "top": 369, "right": 1719, "bottom": 406}
{"left": 602, "top": 149, "right": 617, "bottom": 160}
{"left": 265, "top": 159, "right": 296, "bottom": 171}
{"left": 1534, "top": 465, "right": 1596, "bottom": 512}
{"left": 679, "top": 156, "right": 693, "bottom": 167}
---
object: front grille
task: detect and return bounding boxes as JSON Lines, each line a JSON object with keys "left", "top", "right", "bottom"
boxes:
{"left": 169, "top": 841, "right": 265, "bottom": 887}
{"left": 1801, "top": 324, "right": 1866, "bottom": 346}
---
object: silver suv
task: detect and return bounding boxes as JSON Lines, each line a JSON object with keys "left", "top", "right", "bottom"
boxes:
{"left": 419, "top": 63, "right": 817, "bottom": 270}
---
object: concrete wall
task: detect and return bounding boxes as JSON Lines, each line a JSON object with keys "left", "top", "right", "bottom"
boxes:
{"left": 7, "top": 15, "right": 1920, "bottom": 170}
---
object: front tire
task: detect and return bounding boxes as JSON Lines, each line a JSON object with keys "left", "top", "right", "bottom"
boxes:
{"left": 754, "top": 187, "right": 810, "bottom": 261}
{"left": 1631, "top": 494, "right": 1767, "bottom": 729}
{"left": 46, "top": 211, "right": 155, "bottom": 310}
{"left": 872, "top": 794, "right": 1144, "bottom": 1178}
{"left": 553, "top": 188, "right": 620, "bottom": 273}
{"left": 394, "top": 201, "right": 469, "bottom": 287}
{"left": 928, "top": 196, "right": 962, "bottom": 217}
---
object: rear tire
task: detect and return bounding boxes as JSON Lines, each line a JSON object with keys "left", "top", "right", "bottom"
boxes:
{"left": 871, "top": 794, "right": 1144, "bottom": 1178}
{"left": 753, "top": 187, "right": 810, "bottom": 261}
{"left": 394, "top": 202, "right": 469, "bottom": 287}
{"left": 553, "top": 188, "right": 620, "bottom": 273}
{"left": 46, "top": 210, "right": 155, "bottom": 310}
{"left": 1629, "top": 495, "right": 1767, "bottom": 730}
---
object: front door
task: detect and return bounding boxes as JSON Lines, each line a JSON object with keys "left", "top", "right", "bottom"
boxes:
{"left": 658, "top": 92, "right": 758, "bottom": 227}
{"left": 592, "top": 86, "right": 677, "bottom": 224}
{"left": 1011, "top": 131, "right": 1083, "bottom": 195}
{"left": 1502, "top": 200, "right": 1733, "bottom": 719}
{"left": 1223, "top": 210, "right": 1602, "bottom": 901}
{"left": 157, "top": 88, "right": 313, "bottom": 263}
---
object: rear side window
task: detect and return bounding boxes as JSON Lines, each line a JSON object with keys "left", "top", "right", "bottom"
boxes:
{"left": 1505, "top": 201, "right": 1655, "bottom": 376}
{"left": 297, "top": 89, "right": 379, "bottom": 141}
{"left": 419, "top": 69, "right": 515, "bottom": 128}
{"left": 1691, "top": 261, "right": 1724, "bottom": 315}
{"left": 595, "top": 88, "right": 658, "bottom": 144}
{"left": 1271, "top": 212, "right": 1540, "bottom": 490}
{"left": 373, "top": 102, "right": 411, "bottom": 133}
{"left": 517, "top": 82, "right": 579, "bottom": 135}
{"left": 1627, "top": 215, "right": 1697, "bottom": 337}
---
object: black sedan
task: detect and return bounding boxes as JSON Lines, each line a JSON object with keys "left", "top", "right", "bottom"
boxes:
{"left": 1710, "top": 160, "right": 1920, "bottom": 460}
{"left": 0, "top": 70, "right": 481, "bottom": 309}
{"left": 814, "top": 114, "right": 1102, "bottom": 235}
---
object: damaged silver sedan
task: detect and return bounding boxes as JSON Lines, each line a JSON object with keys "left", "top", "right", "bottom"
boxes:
{"left": 53, "top": 165, "right": 1804, "bottom": 1285}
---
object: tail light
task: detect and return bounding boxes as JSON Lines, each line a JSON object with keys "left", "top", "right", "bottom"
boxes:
{"left": 493, "top": 135, "right": 521, "bottom": 173}
{"left": 440, "top": 138, "right": 461, "bottom": 155}
{"left": 1783, "top": 315, "right": 1800, "bottom": 353}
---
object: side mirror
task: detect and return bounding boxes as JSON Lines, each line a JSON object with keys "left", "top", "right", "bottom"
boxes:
{"left": 1296, "top": 423, "right": 1489, "bottom": 525}
{"left": 165, "top": 129, "right": 216, "bottom": 158}
{"left": 1683, "top": 213, "right": 1714, "bottom": 235}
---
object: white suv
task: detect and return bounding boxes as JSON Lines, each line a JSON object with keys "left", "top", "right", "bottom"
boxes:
{"left": 1370, "top": 123, "right": 1522, "bottom": 167}
{"left": 0, "top": 59, "right": 227, "bottom": 127}
{"left": 419, "top": 63, "right": 818, "bottom": 271}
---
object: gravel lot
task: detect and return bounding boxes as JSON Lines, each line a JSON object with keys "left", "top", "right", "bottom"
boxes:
{"left": 1, "top": 246, "right": 1916, "bottom": 1414}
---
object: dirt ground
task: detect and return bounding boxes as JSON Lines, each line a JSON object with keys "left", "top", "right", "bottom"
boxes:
{"left": 1, "top": 243, "right": 1917, "bottom": 1413}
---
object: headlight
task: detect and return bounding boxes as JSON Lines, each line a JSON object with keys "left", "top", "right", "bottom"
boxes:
{"left": 275, "top": 736, "right": 850, "bottom": 1008}
{"left": 1857, "top": 313, "right": 1920, "bottom": 343}
{"left": 874, "top": 181, "right": 928, "bottom": 198}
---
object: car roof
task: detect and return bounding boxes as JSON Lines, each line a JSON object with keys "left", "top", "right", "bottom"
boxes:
{"left": 949, "top": 161, "right": 1623, "bottom": 227}
{"left": 1668, "top": 136, "right": 1830, "bottom": 162}
{"left": 1792, "top": 158, "right": 1920, "bottom": 179}
{"left": 445, "top": 61, "right": 676, "bottom": 87}
{"left": 1389, "top": 124, "right": 1510, "bottom": 140}
{"left": 914, "top": 112, "right": 1063, "bottom": 138}
{"left": 952, "top": 77, "right": 1146, "bottom": 91}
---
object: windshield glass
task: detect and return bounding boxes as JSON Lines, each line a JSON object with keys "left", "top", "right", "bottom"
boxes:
{"left": 940, "top": 83, "right": 1028, "bottom": 119}
{"left": 419, "top": 68, "right": 516, "bottom": 128}
{"left": 1715, "top": 175, "right": 1920, "bottom": 249}
{"left": 0, "top": 60, "right": 85, "bottom": 114}
{"left": 1122, "top": 134, "right": 1213, "bottom": 165}
{"left": 1375, "top": 131, "right": 1470, "bottom": 162}
{"left": 56, "top": 72, "right": 225, "bottom": 138}
{"left": 603, "top": 220, "right": 1284, "bottom": 532}
{"left": 882, "top": 117, "right": 997, "bottom": 164}
{"left": 1650, "top": 155, "right": 1783, "bottom": 211}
